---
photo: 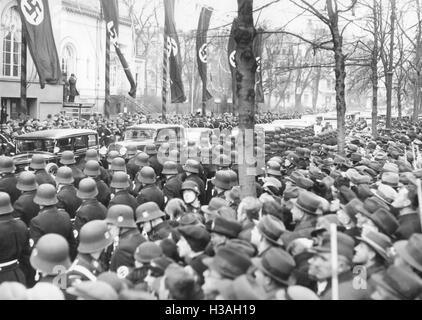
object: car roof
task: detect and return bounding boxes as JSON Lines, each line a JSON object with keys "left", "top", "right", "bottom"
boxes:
{"left": 15, "top": 129, "right": 98, "bottom": 140}
{"left": 127, "top": 124, "right": 184, "bottom": 130}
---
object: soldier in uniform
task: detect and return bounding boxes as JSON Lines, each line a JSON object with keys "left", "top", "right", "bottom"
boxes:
{"left": 56, "top": 166, "right": 82, "bottom": 220}
{"left": 66, "top": 220, "right": 114, "bottom": 291}
{"left": 74, "top": 178, "right": 108, "bottom": 234}
{"left": 29, "top": 184, "right": 77, "bottom": 260}
{"left": 135, "top": 202, "right": 173, "bottom": 241}
{"left": 13, "top": 171, "right": 40, "bottom": 226}
{"left": 29, "top": 233, "right": 71, "bottom": 286}
{"left": 108, "top": 171, "right": 138, "bottom": 213}
{"left": 210, "top": 170, "right": 232, "bottom": 200}
{"left": 29, "top": 155, "right": 56, "bottom": 187}
{"left": 105, "top": 205, "right": 146, "bottom": 277}
{"left": 145, "top": 144, "right": 163, "bottom": 177}
{"left": 0, "top": 156, "right": 20, "bottom": 204}
{"left": 78, "top": 149, "right": 109, "bottom": 185}
{"left": 162, "top": 160, "right": 183, "bottom": 202}
{"left": 83, "top": 160, "right": 111, "bottom": 207}
{"left": 126, "top": 145, "right": 139, "bottom": 181}
{"left": 131, "top": 152, "right": 150, "bottom": 195}
{"left": 136, "top": 166, "right": 165, "bottom": 210}
{"left": 183, "top": 159, "right": 206, "bottom": 204}
{"left": 0, "top": 192, "right": 31, "bottom": 286}
{"left": 60, "top": 151, "right": 86, "bottom": 188}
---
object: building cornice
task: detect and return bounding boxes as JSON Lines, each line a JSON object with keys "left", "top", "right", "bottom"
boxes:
{"left": 62, "top": 0, "right": 132, "bottom": 27}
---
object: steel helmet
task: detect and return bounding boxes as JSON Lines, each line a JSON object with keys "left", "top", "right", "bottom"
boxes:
{"left": 0, "top": 192, "right": 13, "bottom": 215}
{"left": 29, "top": 154, "right": 46, "bottom": 170}
{"left": 137, "top": 166, "right": 156, "bottom": 184}
{"left": 60, "top": 151, "right": 76, "bottom": 165}
{"left": 78, "top": 220, "right": 114, "bottom": 254}
{"left": 85, "top": 149, "right": 99, "bottom": 162}
{"left": 183, "top": 159, "right": 200, "bottom": 174}
{"left": 30, "top": 234, "right": 71, "bottom": 274}
{"left": 77, "top": 178, "right": 99, "bottom": 200}
{"left": 55, "top": 166, "right": 74, "bottom": 185}
{"left": 33, "top": 184, "right": 58, "bottom": 206}
{"left": 227, "top": 169, "right": 239, "bottom": 188}
{"left": 105, "top": 205, "right": 136, "bottom": 229}
{"left": 145, "top": 144, "right": 157, "bottom": 155}
{"left": 211, "top": 170, "right": 232, "bottom": 190}
{"left": 267, "top": 160, "right": 282, "bottom": 177}
{"left": 83, "top": 160, "right": 101, "bottom": 177}
{"left": 107, "top": 150, "right": 120, "bottom": 164}
{"left": 162, "top": 161, "right": 178, "bottom": 176}
{"left": 135, "top": 202, "right": 165, "bottom": 224}
{"left": 16, "top": 171, "right": 38, "bottom": 192}
{"left": 0, "top": 156, "right": 15, "bottom": 173}
{"left": 110, "top": 171, "right": 130, "bottom": 189}
{"left": 110, "top": 157, "right": 127, "bottom": 172}
{"left": 134, "top": 152, "right": 149, "bottom": 167}
{"left": 181, "top": 180, "right": 200, "bottom": 194}
{"left": 126, "top": 145, "right": 138, "bottom": 157}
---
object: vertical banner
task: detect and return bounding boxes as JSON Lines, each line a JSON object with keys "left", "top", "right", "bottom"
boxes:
{"left": 253, "top": 29, "right": 264, "bottom": 103}
{"left": 17, "top": 0, "right": 61, "bottom": 89}
{"left": 100, "top": 0, "right": 137, "bottom": 98}
{"left": 196, "top": 7, "right": 213, "bottom": 102}
{"left": 164, "top": 0, "right": 186, "bottom": 103}
{"left": 227, "top": 19, "right": 237, "bottom": 112}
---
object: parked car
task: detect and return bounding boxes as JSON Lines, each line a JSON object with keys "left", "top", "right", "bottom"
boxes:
{"left": 106, "top": 124, "right": 187, "bottom": 156}
{"left": 13, "top": 129, "right": 99, "bottom": 171}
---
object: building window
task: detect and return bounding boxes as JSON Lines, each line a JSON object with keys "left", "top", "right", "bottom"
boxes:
{"left": 61, "top": 44, "right": 76, "bottom": 76}
{"left": 111, "top": 57, "right": 119, "bottom": 89}
{"left": 1, "top": 6, "right": 21, "bottom": 77}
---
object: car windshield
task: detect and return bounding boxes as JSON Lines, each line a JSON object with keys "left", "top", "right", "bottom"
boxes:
{"left": 124, "top": 129, "right": 156, "bottom": 141}
{"left": 16, "top": 139, "right": 55, "bottom": 153}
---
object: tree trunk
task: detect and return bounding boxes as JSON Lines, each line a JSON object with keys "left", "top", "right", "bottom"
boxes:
{"left": 144, "top": 54, "right": 149, "bottom": 97}
{"left": 295, "top": 93, "right": 303, "bottom": 113}
{"left": 397, "top": 87, "right": 402, "bottom": 119}
{"left": 327, "top": 0, "right": 346, "bottom": 155}
{"left": 372, "top": 0, "right": 378, "bottom": 138}
{"left": 235, "top": 0, "right": 256, "bottom": 198}
{"left": 386, "top": 0, "right": 395, "bottom": 128}
{"left": 312, "top": 68, "right": 322, "bottom": 112}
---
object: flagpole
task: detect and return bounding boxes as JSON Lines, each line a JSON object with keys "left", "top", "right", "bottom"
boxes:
{"left": 21, "top": 28, "right": 27, "bottom": 118}
{"left": 330, "top": 223, "right": 339, "bottom": 300}
{"left": 105, "top": 16, "right": 111, "bottom": 119}
{"left": 162, "top": 35, "right": 168, "bottom": 123}
{"left": 191, "top": 54, "right": 195, "bottom": 114}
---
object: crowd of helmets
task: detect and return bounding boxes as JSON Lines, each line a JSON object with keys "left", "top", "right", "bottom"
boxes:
{"left": 2, "top": 116, "right": 422, "bottom": 301}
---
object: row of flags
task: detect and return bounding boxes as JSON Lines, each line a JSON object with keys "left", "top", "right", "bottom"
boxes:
{"left": 16, "top": 0, "right": 265, "bottom": 107}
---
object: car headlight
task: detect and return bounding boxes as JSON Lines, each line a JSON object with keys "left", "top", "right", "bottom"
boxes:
{"left": 120, "top": 147, "right": 127, "bottom": 156}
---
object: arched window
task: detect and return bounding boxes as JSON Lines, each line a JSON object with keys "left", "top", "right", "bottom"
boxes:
{"left": 1, "top": 6, "right": 21, "bottom": 77}
{"left": 61, "top": 44, "right": 76, "bottom": 76}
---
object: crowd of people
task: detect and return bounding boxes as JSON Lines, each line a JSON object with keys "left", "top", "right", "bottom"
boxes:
{"left": 0, "top": 111, "right": 422, "bottom": 300}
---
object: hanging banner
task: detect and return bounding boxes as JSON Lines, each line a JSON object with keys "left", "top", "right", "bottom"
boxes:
{"left": 100, "top": 0, "right": 137, "bottom": 98}
{"left": 164, "top": 0, "right": 186, "bottom": 103}
{"left": 227, "top": 19, "right": 237, "bottom": 109}
{"left": 196, "top": 7, "right": 213, "bottom": 102}
{"left": 17, "top": 0, "right": 61, "bottom": 89}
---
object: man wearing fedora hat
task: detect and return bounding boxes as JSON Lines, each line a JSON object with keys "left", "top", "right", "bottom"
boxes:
{"left": 207, "top": 216, "right": 242, "bottom": 250}
{"left": 250, "top": 215, "right": 286, "bottom": 256}
{"left": 237, "top": 197, "right": 262, "bottom": 242}
{"left": 353, "top": 230, "right": 393, "bottom": 278}
{"left": 308, "top": 231, "right": 371, "bottom": 300}
{"left": 29, "top": 184, "right": 77, "bottom": 260}
{"left": 252, "top": 247, "right": 296, "bottom": 299}
{"left": 291, "top": 191, "right": 322, "bottom": 239}
{"left": 0, "top": 192, "right": 31, "bottom": 286}
{"left": 393, "top": 233, "right": 422, "bottom": 279}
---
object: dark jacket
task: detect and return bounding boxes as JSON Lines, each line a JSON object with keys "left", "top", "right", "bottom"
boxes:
{"left": 57, "top": 184, "right": 82, "bottom": 219}
{"left": 109, "top": 230, "right": 146, "bottom": 274}
{"left": 136, "top": 184, "right": 165, "bottom": 210}
{"left": 34, "top": 169, "right": 56, "bottom": 187}
{"left": 29, "top": 206, "right": 77, "bottom": 260}
{"left": 95, "top": 177, "right": 111, "bottom": 207}
{"left": 0, "top": 173, "right": 20, "bottom": 204}
{"left": 163, "top": 175, "right": 183, "bottom": 201}
{"left": 68, "top": 165, "right": 86, "bottom": 188}
{"left": 0, "top": 213, "right": 31, "bottom": 286}
{"left": 109, "top": 190, "right": 138, "bottom": 213}
{"left": 320, "top": 270, "right": 371, "bottom": 300}
{"left": 126, "top": 158, "right": 140, "bottom": 181}
{"left": 13, "top": 190, "right": 40, "bottom": 226}
{"left": 148, "top": 155, "right": 163, "bottom": 177}
{"left": 74, "top": 199, "right": 107, "bottom": 232}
